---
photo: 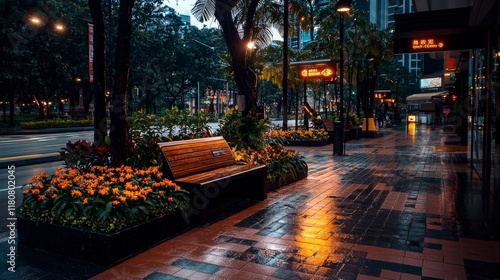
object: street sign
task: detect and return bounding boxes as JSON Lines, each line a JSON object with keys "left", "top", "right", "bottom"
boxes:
{"left": 299, "top": 67, "right": 336, "bottom": 80}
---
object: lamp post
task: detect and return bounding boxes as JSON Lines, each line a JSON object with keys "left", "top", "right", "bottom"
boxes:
{"left": 336, "top": 0, "right": 350, "bottom": 156}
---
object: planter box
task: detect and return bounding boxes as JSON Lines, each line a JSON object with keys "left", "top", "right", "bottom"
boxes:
{"left": 285, "top": 140, "right": 330, "bottom": 146}
{"left": 17, "top": 210, "right": 186, "bottom": 265}
{"left": 349, "top": 127, "right": 362, "bottom": 140}
{"left": 265, "top": 167, "right": 308, "bottom": 193}
{"left": 344, "top": 129, "right": 351, "bottom": 141}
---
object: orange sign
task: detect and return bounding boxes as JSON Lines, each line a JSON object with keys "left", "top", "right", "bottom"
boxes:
{"left": 299, "top": 67, "right": 335, "bottom": 80}
{"left": 412, "top": 38, "right": 445, "bottom": 51}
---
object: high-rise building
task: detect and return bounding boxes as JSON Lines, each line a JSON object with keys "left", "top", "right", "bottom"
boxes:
{"left": 370, "top": 0, "right": 422, "bottom": 78}
{"left": 179, "top": 14, "right": 191, "bottom": 26}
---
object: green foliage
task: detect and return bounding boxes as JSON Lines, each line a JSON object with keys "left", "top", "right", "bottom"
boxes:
{"left": 217, "top": 107, "right": 271, "bottom": 151}
{"left": 127, "top": 108, "right": 212, "bottom": 168}
{"left": 20, "top": 118, "right": 93, "bottom": 129}
{"left": 59, "top": 140, "right": 110, "bottom": 172}
{"left": 347, "top": 113, "right": 360, "bottom": 128}
{"left": 233, "top": 143, "right": 308, "bottom": 184}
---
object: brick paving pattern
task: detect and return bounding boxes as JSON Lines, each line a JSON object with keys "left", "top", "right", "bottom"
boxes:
{"left": 87, "top": 126, "right": 499, "bottom": 279}
{"left": 0, "top": 126, "right": 500, "bottom": 280}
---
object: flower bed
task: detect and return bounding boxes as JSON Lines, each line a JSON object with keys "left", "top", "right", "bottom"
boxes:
{"left": 265, "top": 129, "right": 329, "bottom": 142}
{"left": 17, "top": 165, "right": 190, "bottom": 264}
{"left": 19, "top": 166, "right": 189, "bottom": 232}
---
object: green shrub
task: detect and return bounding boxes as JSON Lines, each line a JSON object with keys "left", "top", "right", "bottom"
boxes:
{"left": 217, "top": 107, "right": 271, "bottom": 151}
{"left": 20, "top": 118, "right": 93, "bottom": 129}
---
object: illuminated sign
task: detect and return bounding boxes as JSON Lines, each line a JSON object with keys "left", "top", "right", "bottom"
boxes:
{"left": 299, "top": 67, "right": 335, "bottom": 80}
{"left": 407, "top": 114, "right": 416, "bottom": 123}
{"left": 412, "top": 38, "right": 445, "bottom": 51}
{"left": 374, "top": 90, "right": 391, "bottom": 99}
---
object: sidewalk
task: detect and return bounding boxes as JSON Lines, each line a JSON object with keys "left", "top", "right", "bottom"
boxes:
{"left": 3, "top": 124, "right": 500, "bottom": 279}
{"left": 89, "top": 125, "right": 500, "bottom": 280}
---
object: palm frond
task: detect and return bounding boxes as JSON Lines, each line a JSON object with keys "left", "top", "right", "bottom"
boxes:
{"left": 191, "top": 0, "right": 216, "bottom": 23}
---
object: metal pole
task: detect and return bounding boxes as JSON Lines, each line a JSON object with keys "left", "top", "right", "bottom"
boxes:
{"left": 338, "top": 14, "right": 345, "bottom": 155}
{"left": 282, "top": 0, "right": 289, "bottom": 130}
{"left": 304, "top": 81, "right": 308, "bottom": 130}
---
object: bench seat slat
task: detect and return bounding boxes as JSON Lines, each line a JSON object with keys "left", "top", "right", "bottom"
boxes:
{"left": 174, "top": 164, "right": 266, "bottom": 186}
{"left": 159, "top": 137, "right": 236, "bottom": 179}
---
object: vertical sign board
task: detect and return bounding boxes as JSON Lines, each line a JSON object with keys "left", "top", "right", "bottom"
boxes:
{"left": 88, "top": 23, "right": 94, "bottom": 83}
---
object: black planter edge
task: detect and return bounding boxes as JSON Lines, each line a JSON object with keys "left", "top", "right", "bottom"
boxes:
{"left": 17, "top": 210, "right": 188, "bottom": 265}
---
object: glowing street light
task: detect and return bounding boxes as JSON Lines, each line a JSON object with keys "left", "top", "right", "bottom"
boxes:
{"left": 335, "top": 0, "right": 351, "bottom": 156}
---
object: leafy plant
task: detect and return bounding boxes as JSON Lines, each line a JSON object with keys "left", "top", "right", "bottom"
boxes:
{"left": 128, "top": 108, "right": 212, "bottom": 168}
{"left": 232, "top": 144, "right": 307, "bottom": 184}
{"left": 347, "top": 113, "right": 360, "bottom": 128}
{"left": 59, "top": 140, "right": 110, "bottom": 172}
{"left": 19, "top": 166, "right": 189, "bottom": 233}
{"left": 217, "top": 107, "right": 271, "bottom": 151}
{"left": 265, "top": 129, "right": 329, "bottom": 142}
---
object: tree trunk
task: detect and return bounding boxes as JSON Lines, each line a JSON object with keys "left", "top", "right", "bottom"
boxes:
{"left": 110, "top": 0, "right": 134, "bottom": 167}
{"left": 88, "top": 0, "right": 107, "bottom": 146}
{"left": 214, "top": 0, "right": 257, "bottom": 116}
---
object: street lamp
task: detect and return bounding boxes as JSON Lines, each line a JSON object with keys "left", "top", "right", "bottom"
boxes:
{"left": 335, "top": 0, "right": 350, "bottom": 156}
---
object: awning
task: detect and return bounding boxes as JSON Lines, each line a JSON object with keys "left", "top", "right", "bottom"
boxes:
{"left": 406, "top": 91, "right": 448, "bottom": 102}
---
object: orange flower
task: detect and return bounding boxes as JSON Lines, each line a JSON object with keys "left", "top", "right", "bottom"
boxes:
{"left": 38, "top": 195, "right": 46, "bottom": 201}
{"left": 52, "top": 194, "right": 58, "bottom": 199}
{"left": 71, "top": 190, "right": 82, "bottom": 197}
{"left": 83, "top": 197, "right": 88, "bottom": 204}
{"left": 112, "top": 187, "right": 120, "bottom": 195}
{"left": 112, "top": 200, "right": 120, "bottom": 206}
{"left": 98, "top": 187, "right": 109, "bottom": 196}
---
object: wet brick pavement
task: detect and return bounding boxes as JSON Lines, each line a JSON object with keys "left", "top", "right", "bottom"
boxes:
{"left": 3, "top": 124, "right": 500, "bottom": 279}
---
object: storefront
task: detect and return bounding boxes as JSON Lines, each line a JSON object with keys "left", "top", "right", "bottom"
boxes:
{"left": 394, "top": 2, "right": 500, "bottom": 193}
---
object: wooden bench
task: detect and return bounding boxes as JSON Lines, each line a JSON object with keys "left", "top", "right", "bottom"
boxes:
{"left": 158, "top": 136, "right": 267, "bottom": 224}
{"left": 323, "top": 119, "right": 335, "bottom": 143}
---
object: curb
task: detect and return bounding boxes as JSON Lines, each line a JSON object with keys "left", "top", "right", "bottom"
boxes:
{"left": 0, "top": 154, "right": 61, "bottom": 169}
{"left": 0, "top": 126, "right": 94, "bottom": 136}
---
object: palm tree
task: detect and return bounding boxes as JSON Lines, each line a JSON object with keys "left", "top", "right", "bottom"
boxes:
{"left": 191, "top": 0, "right": 281, "bottom": 116}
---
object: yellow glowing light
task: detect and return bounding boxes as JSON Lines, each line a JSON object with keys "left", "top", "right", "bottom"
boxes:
{"left": 30, "top": 17, "right": 42, "bottom": 25}
{"left": 247, "top": 41, "right": 256, "bottom": 49}
{"left": 54, "top": 24, "right": 65, "bottom": 31}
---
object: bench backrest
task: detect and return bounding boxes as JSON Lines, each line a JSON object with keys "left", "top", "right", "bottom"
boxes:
{"left": 158, "top": 136, "right": 236, "bottom": 180}
{"left": 323, "top": 119, "right": 334, "bottom": 131}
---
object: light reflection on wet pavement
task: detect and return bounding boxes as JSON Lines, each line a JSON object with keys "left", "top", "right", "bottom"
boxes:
{"left": 26, "top": 125, "right": 500, "bottom": 279}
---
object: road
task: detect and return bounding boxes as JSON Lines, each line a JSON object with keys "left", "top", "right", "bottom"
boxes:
{"left": 0, "top": 131, "right": 94, "bottom": 160}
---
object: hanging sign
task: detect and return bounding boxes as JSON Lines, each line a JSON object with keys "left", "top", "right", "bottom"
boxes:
{"left": 411, "top": 38, "right": 445, "bottom": 51}
{"left": 299, "top": 67, "right": 336, "bottom": 80}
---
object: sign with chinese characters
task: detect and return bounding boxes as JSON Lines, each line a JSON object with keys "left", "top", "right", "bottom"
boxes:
{"left": 412, "top": 38, "right": 444, "bottom": 51}
{"left": 299, "top": 67, "right": 336, "bottom": 80}
{"left": 88, "top": 23, "right": 94, "bottom": 84}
